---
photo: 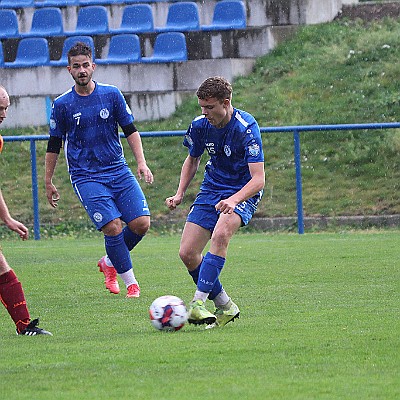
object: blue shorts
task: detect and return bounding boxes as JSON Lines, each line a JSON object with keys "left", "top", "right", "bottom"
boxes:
{"left": 72, "top": 169, "right": 150, "bottom": 230}
{"left": 187, "top": 190, "right": 263, "bottom": 232}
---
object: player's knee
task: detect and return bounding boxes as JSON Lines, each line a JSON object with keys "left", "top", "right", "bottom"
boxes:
{"left": 211, "top": 229, "right": 231, "bottom": 249}
{"left": 129, "top": 216, "right": 150, "bottom": 236}
{"left": 179, "top": 247, "right": 194, "bottom": 268}
{"left": 102, "top": 219, "right": 123, "bottom": 236}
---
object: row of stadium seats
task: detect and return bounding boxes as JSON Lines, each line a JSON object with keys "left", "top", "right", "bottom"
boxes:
{"left": 0, "top": 2, "right": 246, "bottom": 39}
{"left": 0, "top": 0, "right": 174, "bottom": 8}
{"left": 0, "top": 33, "right": 188, "bottom": 67}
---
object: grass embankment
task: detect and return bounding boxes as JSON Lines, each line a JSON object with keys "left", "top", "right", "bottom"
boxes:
{"left": 0, "top": 18, "right": 399, "bottom": 233}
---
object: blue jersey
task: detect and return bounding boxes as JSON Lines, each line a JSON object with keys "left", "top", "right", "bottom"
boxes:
{"left": 49, "top": 82, "right": 134, "bottom": 182}
{"left": 183, "top": 108, "right": 264, "bottom": 195}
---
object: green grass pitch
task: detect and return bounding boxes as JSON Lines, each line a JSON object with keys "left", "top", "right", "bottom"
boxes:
{"left": 0, "top": 232, "right": 398, "bottom": 400}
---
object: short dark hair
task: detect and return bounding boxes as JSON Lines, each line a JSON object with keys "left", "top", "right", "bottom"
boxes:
{"left": 67, "top": 42, "right": 92, "bottom": 64}
{"left": 196, "top": 76, "right": 232, "bottom": 102}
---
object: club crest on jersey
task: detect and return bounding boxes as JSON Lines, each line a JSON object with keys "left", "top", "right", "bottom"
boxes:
{"left": 100, "top": 108, "right": 110, "bottom": 119}
{"left": 248, "top": 143, "right": 260, "bottom": 157}
{"left": 224, "top": 145, "right": 231, "bottom": 157}
{"left": 93, "top": 212, "right": 103, "bottom": 223}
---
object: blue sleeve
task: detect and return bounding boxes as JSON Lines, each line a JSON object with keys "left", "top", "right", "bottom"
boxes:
{"left": 49, "top": 101, "right": 65, "bottom": 139}
{"left": 183, "top": 119, "right": 205, "bottom": 158}
{"left": 244, "top": 121, "right": 264, "bottom": 163}
{"left": 114, "top": 88, "right": 134, "bottom": 127}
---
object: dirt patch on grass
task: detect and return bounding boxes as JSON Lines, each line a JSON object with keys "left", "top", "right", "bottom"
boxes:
{"left": 337, "top": 1, "right": 400, "bottom": 21}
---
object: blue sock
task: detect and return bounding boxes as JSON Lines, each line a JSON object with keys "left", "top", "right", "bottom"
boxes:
{"left": 197, "top": 252, "right": 225, "bottom": 294}
{"left": 123, "top": 226, "right": 143, "bottom": 251}
{"left": 189, "top": 263, "right": 222, "bottom": 300}
{"left": 104, "top": 232, "right": 132, "bottom": 274}
{"left": 188, "top": 265, "right": 200, "bottom": 284}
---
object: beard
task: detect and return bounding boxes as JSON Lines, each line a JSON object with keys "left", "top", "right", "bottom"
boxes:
{"left": 74, "top": 74, "right": 91, "bottom": 87}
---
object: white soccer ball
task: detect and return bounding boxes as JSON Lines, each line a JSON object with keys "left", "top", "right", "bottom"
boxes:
{"left": 149, "top": 295, "right": 188, "bottom": 332}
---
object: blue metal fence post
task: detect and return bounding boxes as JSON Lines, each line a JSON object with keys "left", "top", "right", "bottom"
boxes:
{"left": 29, "top": 140, "right": 41, "bottom": 240}
{"left": 293, "top": 130, "right": 304, "bottom": 234}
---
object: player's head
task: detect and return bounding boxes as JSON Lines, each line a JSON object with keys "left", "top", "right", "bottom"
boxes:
{"left": 67, "top": 42, "right": 95, "bottom": 87}
{"left": 196, "top": 77, "right": 233, "bottom": 128}
{"left": 196, "top": 76, "right": 232, "bottom": 103}
{"left": 0, "top": 84, "right": 10, "bottom": 126}
{"left": 67, "top": 41, "right": 93, "bottom": 64}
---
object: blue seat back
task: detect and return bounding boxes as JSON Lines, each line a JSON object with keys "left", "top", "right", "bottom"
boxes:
{"left": 50, "top": 35, "right": 95, "bottom": 66}
{"left": 0, "top": 41, "right": 4, "bottom": 66}
{"left": 79, "top": 0, "right": 122, "bottom": 5}
{"left": 35, "top": 0, "right": 79, "bottom": 6}
{"left": 143, "top": 32, "right": 187, "bottom": 63}
{"left": 6, "top": 37, "right": 50, "bottom": 67}
{"left": 0, "top": 0, "right": 35, "bottom": 8}
{"left": 72, "top": 6, "right": 109, "bottom": 35}
{"left": 24, "top": 8, "right": 64, "bottom": 37}
{"left": 0, "top": 9, "right": 20, "bottom": 39}
{"left": 160, "top": 2, "right": 200, "bottom": 32}
{"left": 112, "top": 4, "right": 154, "bottom": 33}
{"left": 207, "top": 0, "right": 246, "bottom": 30}
{"left": 96, "top": 34, "right": 141, "bottom": 64}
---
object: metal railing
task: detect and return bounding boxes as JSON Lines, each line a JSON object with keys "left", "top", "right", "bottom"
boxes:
{"left": 2, "top": 121, "right": 400, "bottom": 239}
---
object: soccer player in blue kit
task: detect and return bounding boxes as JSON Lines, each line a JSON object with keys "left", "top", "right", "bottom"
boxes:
{"left": 45, "top": 42, "right": 153, "bottom": 298}
{"left": 165, "top": 76, "right": 265, "bottom": 327}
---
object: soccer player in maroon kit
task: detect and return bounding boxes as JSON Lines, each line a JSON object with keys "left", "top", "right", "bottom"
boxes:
{"left": 0, "top": 85, "right": 52, "bottom": 336}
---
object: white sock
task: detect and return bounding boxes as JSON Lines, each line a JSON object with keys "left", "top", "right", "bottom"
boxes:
{"left": 119, "top": 269, "right": 138, "bottom": 288}
{"left": 104, "top": 255, "right": 113, "bottom": 267}
{"left": 213, "top": 289, "right": 230, "bottom": 308}
{"left": 192, "top": 290, "right": 209, "bottom": 303}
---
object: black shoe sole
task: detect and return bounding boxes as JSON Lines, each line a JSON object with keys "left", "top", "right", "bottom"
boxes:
{"left": 188, "top": 316, "right": 217, "bottom": 325}
{"left": 228, "top": 312, "right": 240, "bottom": 323}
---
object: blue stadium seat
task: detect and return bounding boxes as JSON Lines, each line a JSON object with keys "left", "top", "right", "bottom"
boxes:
{"left": 156, "top": 2, "right": 200, "bottom": 33}
{"left": 96, "top": 34, "right": 141, "bottom": 64}
{"left": 0, "top": 41, "right": 4, "bottom": 67}
{"left": 0, "top": 9, "right": 20, "bottom": 39}
{"left": 110, "top": 4, "right": 154, "bottom": 35}
{"left": 4, "top": 37, "right": 50, "bottom": 68}
{"left": 34, "top": 0, "right": 80, "bottom": 7}
{"left": 66, "top": 6, "right": 109, "bottom": 36}
{"left": 78, "top": 0, "right": 123, "bottom": 5}
{"left": 22, "top": 8, "right": 64, "bottom": 37}
{"left": 0, "top": 0, "right": 35, "bottom": 8}
{"left": 201, "top": 0, "right": 246, "bottom": 31}
{"left": 124, "top": 0, "right": 168, "bottom": 3}
{"left": 141, "top": 32, "right": 187, "bottom": 63}
{"left": 50, "top": 35, "right": 95, "bottom": 66}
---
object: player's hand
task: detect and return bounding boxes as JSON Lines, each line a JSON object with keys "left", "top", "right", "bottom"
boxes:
{"left": 165, "top": 195, "right": 182, "bottom": 210}
{"left": 215, "top": 198, "right": 236, "bottom": 214}
{"left": 46, "top": 184, "right": 60, "bottom": 208}
{"left": 137, "top": 164, "right": 154, "bottom": 184}
{"left": 6, "top": 218, "right": 29, "bottom": 240}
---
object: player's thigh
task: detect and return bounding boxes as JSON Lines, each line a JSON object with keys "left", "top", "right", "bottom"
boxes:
{"left": 180, "top": 222, "right": 211, "bottom": 263}
{"left": 210, "top": 212, "right": 242, "bottom": 254}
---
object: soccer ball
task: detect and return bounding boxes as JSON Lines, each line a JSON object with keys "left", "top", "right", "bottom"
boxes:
{"left": 149, "top": 295, "right": 188, "bottom": 332}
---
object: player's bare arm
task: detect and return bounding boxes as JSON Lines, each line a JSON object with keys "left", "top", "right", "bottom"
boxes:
{"left": 165, "top": 155, "right": 201, "bottom": 210}
{"left": 0, "top": 190, "right": 29, "bottom": 240}
{"left": 126, "top": 131, "right": 153, "bottom": 184}
{"left": 215, "top": 162, "right": 265, "bottom": 214}
{"left": 45, "top": 152, "right": 61, "bottom": 208}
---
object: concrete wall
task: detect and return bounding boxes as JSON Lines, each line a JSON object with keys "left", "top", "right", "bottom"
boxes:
{"left": 1, "top": 0, "right": 345, "bottom": 128}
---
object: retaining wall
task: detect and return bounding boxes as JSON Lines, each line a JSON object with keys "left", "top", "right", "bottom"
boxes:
{"left": 1, "top": 0, "right": 350, "bottom": 128}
